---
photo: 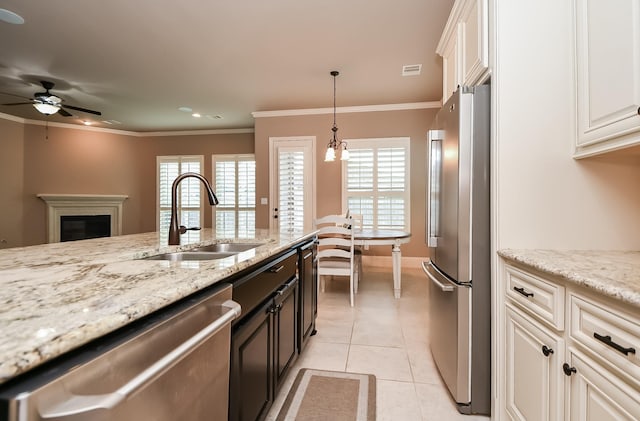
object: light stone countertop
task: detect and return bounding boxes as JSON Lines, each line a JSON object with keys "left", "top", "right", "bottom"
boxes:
{"left": 498, "top": 249, "right": 640, "bottom": 308}
{"left": 0, "top": 228, "right": 316, "bottom": 385}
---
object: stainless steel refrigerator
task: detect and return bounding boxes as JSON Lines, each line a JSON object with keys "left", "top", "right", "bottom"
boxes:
{"left": 423, "top": 85, "right": 491, "bottom": 415}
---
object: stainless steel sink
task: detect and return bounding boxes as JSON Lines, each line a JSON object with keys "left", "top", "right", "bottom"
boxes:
{"left": 140, "top": 243, "right": 262, "bottom": 261}
{"left": 189, "top": 243, "right": 263, "bottom": 253}
{"left": 142, "top": 251, "right": 238, "bottom": 261}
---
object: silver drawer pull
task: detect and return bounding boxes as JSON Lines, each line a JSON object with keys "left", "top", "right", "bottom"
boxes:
{"left": 39, "top": 300, "right": 241, "bottom": 419}
{"left": 593, "top": 332, "right": 636, "bottom": 356}
{"left": 268, "top": 265, "right": 284, "bottom": 273}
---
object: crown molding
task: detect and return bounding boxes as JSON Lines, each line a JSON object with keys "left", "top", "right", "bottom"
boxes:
{"left": 0, "top": 112, "right": 254, "bottom": 137}
{"left": 251, "top": 101, "right": 442, "bottom": 118}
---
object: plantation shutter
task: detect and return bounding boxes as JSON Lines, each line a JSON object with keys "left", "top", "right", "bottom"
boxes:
{"left": 278, "top": 150, "right": 305, "bottom": 236}
{"left": 157, "top": 156, "right": 203, "bottom": 243}
{"left": 343, "top": 138, "right": 410, "bottom": 231}
{"left": 213, "top": 155, "right": 256, "bottom": 238}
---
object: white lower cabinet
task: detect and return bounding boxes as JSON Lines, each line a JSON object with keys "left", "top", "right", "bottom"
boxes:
{"left": 501, "top": 261, "right": 640, "bottom": 421}
{"left": 505, "top": 304, "right": 564, "bottom": 421}
{"left": 568, "top": 350, "right": 640, "bottom": 420}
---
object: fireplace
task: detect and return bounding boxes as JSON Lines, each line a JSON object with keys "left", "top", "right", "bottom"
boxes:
{"left": 60, "top": 215, "right": 111, "bottom": 242}
{"left": 38, "top": 194, "right": 128, "bottom": 243}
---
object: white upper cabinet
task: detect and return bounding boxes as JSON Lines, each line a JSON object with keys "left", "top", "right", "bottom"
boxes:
{"left": 437, "top": 0, "right": 489, "bottom": 103}
{"left": 574, "top": 0, "right": 640, "bottom": 158}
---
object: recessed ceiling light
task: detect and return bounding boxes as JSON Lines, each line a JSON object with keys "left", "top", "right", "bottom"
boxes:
{"left": 82, "top": 121, "right": 93, "bottom": 126}
{"left": 178, "top": 106, "right": 192, "bottom": 113}
{"left": 192, "top": 113, "right": 201, "bottom": 118}
{"left": 0, "top": 9, "right": 25, "bottom": 25}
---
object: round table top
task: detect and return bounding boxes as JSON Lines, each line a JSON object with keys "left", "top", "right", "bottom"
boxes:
{"left": 354, "top": 229, "right": 411, "bottom": 240}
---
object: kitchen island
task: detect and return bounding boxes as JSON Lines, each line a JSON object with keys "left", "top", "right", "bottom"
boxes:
{"left": 0, "top": 229, "right": 316, "bottom": 385}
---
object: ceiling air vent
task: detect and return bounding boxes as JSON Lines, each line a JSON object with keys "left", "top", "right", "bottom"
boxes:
{"left": 402, "top": 64, "right": 422, "bottom": 76}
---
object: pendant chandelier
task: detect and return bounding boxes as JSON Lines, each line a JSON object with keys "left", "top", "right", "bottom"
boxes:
{"left": 325, "top": 70, "right": 349, "bottom": 162}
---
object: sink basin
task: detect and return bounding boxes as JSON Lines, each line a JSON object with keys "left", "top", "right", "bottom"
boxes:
{"left": 189, "top": 243, "right": 263, "bottom": 253}
{"left": 142, "top": 251, "right": 237, "bottom": 261}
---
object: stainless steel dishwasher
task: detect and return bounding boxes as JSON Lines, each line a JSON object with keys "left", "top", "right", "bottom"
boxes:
{"left": 0, "top": 283, "right": 240, "bottom": 421}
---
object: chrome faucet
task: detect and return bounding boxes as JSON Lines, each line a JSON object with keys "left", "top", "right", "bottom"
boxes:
{"left": 168, "top": 172, "right": 219, "bottom": 245}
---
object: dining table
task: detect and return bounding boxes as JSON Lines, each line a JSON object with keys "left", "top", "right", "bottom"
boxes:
{"left": 353, "top": 229, "right": 411, "bottom": 298}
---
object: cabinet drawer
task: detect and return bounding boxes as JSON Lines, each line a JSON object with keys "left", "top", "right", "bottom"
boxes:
{"left": 505, "top": 265, "right": 565, "bottom": 330}
{"left": 569, "top": 293, "right": 639, "bottom": 387}
{"left": 232, "top": 252, "right": 297, "bottom": 323}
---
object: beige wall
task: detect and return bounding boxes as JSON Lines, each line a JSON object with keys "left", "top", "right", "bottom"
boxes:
{"left": 21, "top": 125, "right": 142, "bottom": 246}
{"left": 4, "top": 119, "right": 254, "bottom": 247}
{"left": 254, "top": 108, "right": 438, "bottom": 257}
{"left": 0, "top": 118, "right": 25, "bottom": 249}
{"left": 5, "top": 109, "right": 435, "bottom": 256}
{"left": 137, "top": 133, "right": 255, "bottom": 232}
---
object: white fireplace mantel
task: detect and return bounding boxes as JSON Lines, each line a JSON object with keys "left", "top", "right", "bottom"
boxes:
{"left": 37, "top": 194, "right": 129, "bottom": 243}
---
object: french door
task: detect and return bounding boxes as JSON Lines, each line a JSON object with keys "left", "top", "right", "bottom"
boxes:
{"left": 269, "top": 137, "right": 315, "bottom": 236}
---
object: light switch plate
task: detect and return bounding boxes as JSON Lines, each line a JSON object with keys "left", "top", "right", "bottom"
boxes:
{"left": 260, "top": 197, "right": 268, "bottom": 205}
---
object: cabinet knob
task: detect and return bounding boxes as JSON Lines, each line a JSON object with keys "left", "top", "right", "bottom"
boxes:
{"left": 542, "top": 345, "right": 554, "bottom": 357}
{"left": 562, "top": 363, "right": 577, "bottom": 376}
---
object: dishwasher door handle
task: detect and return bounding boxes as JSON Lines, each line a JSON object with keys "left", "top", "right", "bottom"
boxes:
{"left": 422, "top": 260, "right": 455, "bottom": 292}
{"left": 39, "top": 299, "right": 241, "bottom": 419}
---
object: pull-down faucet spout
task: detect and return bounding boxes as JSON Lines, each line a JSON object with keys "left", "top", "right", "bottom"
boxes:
{"left": 168, "top": 172, "right": 219, "bottom": 245}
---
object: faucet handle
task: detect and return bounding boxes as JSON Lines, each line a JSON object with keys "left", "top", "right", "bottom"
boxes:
{"left": 178, "top": 225, "right": 201, "bottom": 234}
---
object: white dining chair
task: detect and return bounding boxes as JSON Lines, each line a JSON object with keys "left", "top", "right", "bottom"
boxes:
{"left": 349, "top": 213, "right": 363, "bottom": 292}
{"left": 314, "top": 214, "right": 357, "bottom": 307}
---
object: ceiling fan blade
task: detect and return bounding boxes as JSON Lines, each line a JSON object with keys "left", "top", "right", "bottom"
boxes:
{"left": 0, "top": 91, "right": 32, "bottom": 100}
{"left": 61, "top": 104, "right": 102, "bottom": 116}
{"left": 58, "top": 108, "right": 72, "bottom": 117}
{"left": 1, "top": 102, "right": 34, "bottom": 106}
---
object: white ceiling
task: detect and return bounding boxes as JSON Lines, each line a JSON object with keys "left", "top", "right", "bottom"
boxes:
{"left": 0, "top": 0, "right": 454, "bottom": 132}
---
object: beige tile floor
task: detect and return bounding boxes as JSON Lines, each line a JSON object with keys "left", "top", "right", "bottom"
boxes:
{"left": 266, "top": 265, "right": 490, "bottom": 421}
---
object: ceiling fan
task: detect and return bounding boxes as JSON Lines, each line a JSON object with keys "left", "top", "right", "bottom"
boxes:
{"left": 1, "top": 80, "right": 101, "bottom": 116}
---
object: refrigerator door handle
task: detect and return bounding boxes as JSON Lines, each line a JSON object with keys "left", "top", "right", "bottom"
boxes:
{"left": 427, "top": 129, "right": 443, "bottom": 247}
{"left": 422, "top": 260, "right": 454, "bottom": 292}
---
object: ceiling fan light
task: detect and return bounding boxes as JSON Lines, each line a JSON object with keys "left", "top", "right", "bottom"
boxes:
{"left": 33, "top": 102, "right": 60, "bottom": 115}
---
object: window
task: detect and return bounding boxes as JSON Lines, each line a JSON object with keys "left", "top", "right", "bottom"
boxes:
{"left": 342, "top": 138, "right": 410, "bottom": 230}
{"left": 157, "top": 155, "right": 204, "bottom": 243}
{"left": 212, "top": 154, "right": 256, "bottom": 238}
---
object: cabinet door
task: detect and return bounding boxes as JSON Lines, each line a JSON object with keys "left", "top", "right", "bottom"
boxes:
{"left": 441, "top": 36, "right": 459, "bottom": 103}
{"left": 298, "top": 243, "right": 316, "bottom": 351}
{"left": 505, "top": 305, "right": 564, "bottom": 421}
{"left": 230, "top": 300, "right": 273, "bottom": 421}
{"left": 575, "top": 0, "right": 640, "bottom": 156}
{"left": 568, "top": 350, "right": 640, "bottom": 420}
{"left": 274, "top": 277, "right": 298, "bottom": 391}
{"left": 459, "top": 0, "right": 488, "bottom": 85}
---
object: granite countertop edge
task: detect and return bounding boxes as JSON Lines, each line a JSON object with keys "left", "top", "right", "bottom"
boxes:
{"left": 498, "top": 249, "right": 640, "bottom": 308}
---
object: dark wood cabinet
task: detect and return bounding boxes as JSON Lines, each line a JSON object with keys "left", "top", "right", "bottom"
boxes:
{"left": 298, "top": 241, "right": 317, "bottom": 352}
{"left": 229, "top": 247, "right": 304, "bottom": 421}
{"left": 274, "top": 277, "right": 298, "bottom": 390}
{"left": 229, "top": 298, "right": 274, "bottom": 421}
